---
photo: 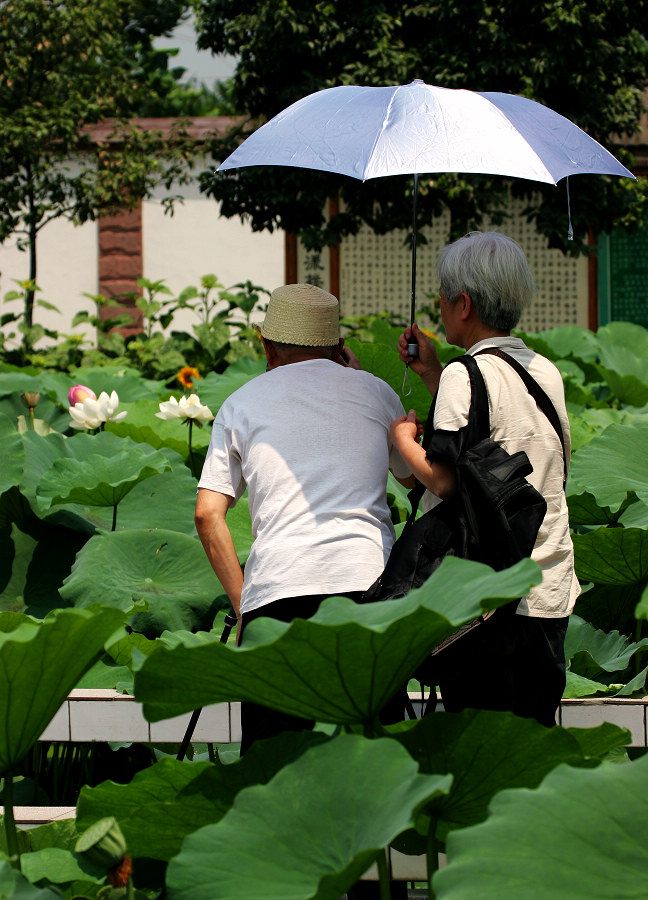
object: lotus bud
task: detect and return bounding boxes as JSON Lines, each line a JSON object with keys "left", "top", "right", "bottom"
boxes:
{"left": 21, "top": 391, "right": 40, "bottom": 409}
{"left": 75, "top": 816, "right": 127, "bottom": 870}
{"left": 68, "top": 384, "right": 96, "bottom": 406}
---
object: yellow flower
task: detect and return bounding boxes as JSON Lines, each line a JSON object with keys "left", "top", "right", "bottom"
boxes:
{"left": 177, "top": 366, "right": 201, "bottom": 389}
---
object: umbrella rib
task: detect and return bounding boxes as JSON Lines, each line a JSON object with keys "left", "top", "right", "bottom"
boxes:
{"left": 363, "top": 88, "right": 400, "bottom": 182}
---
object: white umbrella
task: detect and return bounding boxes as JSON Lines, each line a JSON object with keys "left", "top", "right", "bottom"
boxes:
{"left": 218, "top": 80, "right": 635, "bottom": 328}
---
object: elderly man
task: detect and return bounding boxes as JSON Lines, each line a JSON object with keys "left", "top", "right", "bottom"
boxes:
{"left": 195, "top": 282, "right": 411, "bottom": 752}
{"left": 392, "top": 231, "right": 579, "bottom": 727}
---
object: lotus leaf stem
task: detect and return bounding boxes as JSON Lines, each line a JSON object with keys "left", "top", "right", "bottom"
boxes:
{"left": 376, "top": 848, "right": 391, "bottom": 900}
{"left": 426, "top": 832, "right": 440, "bottom": 899}
{"left": 2, "top": 774, "right": 21, "bottom": 869}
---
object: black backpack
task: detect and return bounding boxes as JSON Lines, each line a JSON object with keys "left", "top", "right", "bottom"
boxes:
{"left": 362, "top": 348, "right": 565, "bottom": 604}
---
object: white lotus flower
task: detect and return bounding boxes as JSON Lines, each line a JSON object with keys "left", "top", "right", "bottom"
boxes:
{"left": 69, "top": 390, "right": 128, "bottom": 430}
{"left": 156, "top": 393, "right": 214, "bottom": 423}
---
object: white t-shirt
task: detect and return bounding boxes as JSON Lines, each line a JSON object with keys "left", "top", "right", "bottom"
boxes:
{"left": 198, "top": 359, "right": 410, "bottom": 613}
{"left": 424, "top": 336, "right": 580, "bottom": 618}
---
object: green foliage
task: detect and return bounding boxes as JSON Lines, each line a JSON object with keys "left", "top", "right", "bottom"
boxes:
{"left": 0, "top": 318, "right": 648, "bottom": 896}
{"left": 165, "top": 735, "right": 450, "bottom": 900}
{"left": 59, "top": 528, "right": 228, "bottom": 636}
{"left": 195, "top": 0, "right": 648, "bottom": 253}
{"left": 435, "top": 753, "right": 648, "bottom": 899}
{"left": 0, "top": 0, "right": 199, "bottom": 348}
{"left": 0, "top": 606, "right": 126, "bottom": 775}
{"left": 0, "top": 277, "right": 269, "bottom": 379}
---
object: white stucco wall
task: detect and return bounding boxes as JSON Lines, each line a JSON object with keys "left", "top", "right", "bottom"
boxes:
{"left": 0, "top": 171, "right": 284, "bottom": 348}
{"left": 142, "top": 177, "right": 284, "bottom": 333}
{"left": 0, "top": 216, "right": 98, "bottom": 346}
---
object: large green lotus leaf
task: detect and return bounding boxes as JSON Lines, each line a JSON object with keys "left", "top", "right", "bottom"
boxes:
{"left": 77, "top": 731, "right": 326, "bottom": 862}
{"left": 77, "top": 757, "right": 216, "bottom": 862}
{"left": 20, "top": 848, "right": 103, "bottom": 887}
{"left": 74, "top": 655, "right": 134, "bottom": 690}
{"left": 636, "top": 580, "right": 648, "bottom": 621}
{"left": 564, "top": 670, "right": 621, "bottom": 699}
{"left": 0, "top": 369, "right": 72, "bottom": 403}
{"left": 569, "top": 421, "right": 648, "bottom": 513}
{"left": 59, "top": 529, "right": 225, "bottom": 635}
{"left": 0, "top": 526, "right": 38, "bottom": 614}
{"left": 22, "top": 523, "right": 86, "bottom": 617}
{"left": 565, "top": 614, "right": 648, "bottom": 678}
{"left": 346, "top": 338, "right": 433, "bottom": 422}
{"left": 597, "top": 321, "right": 648, "bottom": 359}
{"left": 36, "top": 439, "right": 172, "bottom": 511}
{"left": 0, "top": 372, "right": 50, "bottom": 397}
{"left": 0, "top": 612, "right": 28, "bottom": 633}
{"left": 597, "top": 364, "right": 648, "bottom": 408}
{"left": 0, "top": 414, "right": 25, "bottom": 496}
{"left": 135, "top": 557, "right": 541, "bottom": 725}
{"left": 0, "top": 860, "right": 62, "bottom": 898}
{"left": 619, "top": 498, "right": 648, "bottom": 528}
{"left": 0, "top": 518, "right": 86, "bottom": 619}
{"left": 568, "top": 406, "right": 641, "bottom": 453}
{"left": 595, "top": 324, "right": 648, "bottom": 407}
{"left": 517, "top": 325, "right": 601, "bottom": 364}
{"left": 165, "top": 734, "right": 452, "bottom": 900}
{"left": 393, "top": 710, "right": 628, "bottom": 841}
{"left": 386, "top": 471, "right": 413, "bottom": 522}
{"left": 615, "top": 664, "right": 648, "bottom": 697}
{"left": 0, "top": 606, "right": 125, "bottom": 774}
{"left": 566, "top": 490, "right": 619, "bottom": 526}
{"left": 79, "top": 631, "right": 163, "bottom": 691}
{"left": 94, "top": 463, "right": 196, "bottom": 533}
{"left": 0, "top": 525, "right": 14, "bottom": 595}
{"left": 45, "top": 448, "right": 198, "bottom": 535}
{"left": 564, "top": 722, "right": 634, "bottom": 757}
{"left": 574, "top": 581, "right": 644, "bottom": 636}
{"left": 434, "top": 753, "right": 648, "bottom": 900}
{"left": 195, "top": 358, "right": 266, "bottom": 415}
{"left": 573, "top": 526, "right": 648, "bottom": 586}
{"left": 19, "top": 431, "right": 165, "bottom": 532}
{"left": 23, "top": 437, "right": 194, "bottom": 535}
{"left": 567, "top": 414, "right": 606, "bottom": 454}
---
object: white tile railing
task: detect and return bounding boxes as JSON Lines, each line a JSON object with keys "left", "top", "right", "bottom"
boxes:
{"left": 38, "top": 690, "right": 648, "bottom": 747}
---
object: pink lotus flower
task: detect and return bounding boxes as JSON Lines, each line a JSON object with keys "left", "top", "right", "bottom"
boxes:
{"left": 68, "top": 384, "right": 96, "bottom": 406}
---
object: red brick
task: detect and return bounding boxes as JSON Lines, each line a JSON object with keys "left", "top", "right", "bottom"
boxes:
{"left": 99, "top": 255, "right": 142, "bottom": 280}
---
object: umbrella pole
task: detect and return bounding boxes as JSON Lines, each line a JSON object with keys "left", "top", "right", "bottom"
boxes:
{"left": 407, "top": 173, "right": 419, "bottom": 356}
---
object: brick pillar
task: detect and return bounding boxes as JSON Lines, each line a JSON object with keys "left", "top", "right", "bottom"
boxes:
{"left": 98, "top": 203, "right": 144, "bottom": 335}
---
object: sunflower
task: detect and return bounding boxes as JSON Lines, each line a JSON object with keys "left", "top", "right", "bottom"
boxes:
{"left": 177, "top": 366, "right": 201, "bottom": 389}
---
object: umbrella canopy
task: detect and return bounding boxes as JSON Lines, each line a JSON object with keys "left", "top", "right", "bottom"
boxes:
{"left": 218, "top": 80, "right": 634, "bottom": 185}
{"left": 217, "top": 80, "right": 635, "bottom": 336}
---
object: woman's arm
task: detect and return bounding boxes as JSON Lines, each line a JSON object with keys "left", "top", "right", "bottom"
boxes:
{"left": 390, "top": 411, "right": 456, "bottom": 499}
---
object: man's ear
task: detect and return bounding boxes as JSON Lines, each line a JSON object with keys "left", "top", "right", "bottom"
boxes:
{"left": 262, "top": 337, "right": 278, "bottom": 369}
{"left": 459, "top": 291, "right": 473, "bottom": 320}
{"left": 331, "top": 338, "right": 344, "bottom": 362}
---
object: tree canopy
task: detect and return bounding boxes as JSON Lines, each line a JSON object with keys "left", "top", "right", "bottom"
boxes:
{"left": 194, "top": 0, "right": 648, "bottom": 254}
{"left": 0, "top": 0, "right": 199, "bottom": 347}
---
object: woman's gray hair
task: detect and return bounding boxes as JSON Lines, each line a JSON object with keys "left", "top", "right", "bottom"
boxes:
{"left": 438, "top": 231, "right": 535, "bottom": 331}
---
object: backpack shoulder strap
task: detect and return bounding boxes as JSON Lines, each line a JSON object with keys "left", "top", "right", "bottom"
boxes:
{"left": 420, "top": 354, "right": 490, "bottom": 451}
{"left": 410, "top": 354, "right": 490, "bottom": 513}
{"left": 473, "top": 346, "right": 567, "bottom": 480}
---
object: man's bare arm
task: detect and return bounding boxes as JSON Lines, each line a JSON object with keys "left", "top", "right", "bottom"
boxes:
{"left": 195, "top": 488, "right": 244, "bottom": 623}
